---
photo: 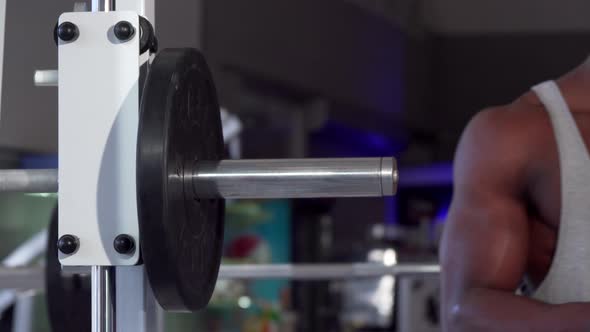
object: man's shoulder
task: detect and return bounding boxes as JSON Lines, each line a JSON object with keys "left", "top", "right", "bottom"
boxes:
{"left": 465, "top": 96, "right": 552, "bottom": 149}
{"left": 455, "top": 96, "right": 554, "bottom": 184}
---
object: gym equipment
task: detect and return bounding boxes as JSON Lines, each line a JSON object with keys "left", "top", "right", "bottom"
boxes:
{"left": 0, "top": 158, "right": 397, "bottom": 197}
{"left": 0, "top": 0, "right": 407, "bottom": 330}
{"left": 137, "top": 48, "right": 226, "bottom": 311}
{"left": 0, "top": 263, "right": 439, "bottom": 287}
{"left": 217, "top": 263, "right": 439, "bottom": 280}
{"left": 2, "top": 47, "right": 399, "bottom": 311}
{"left": 15, "top": 26, "right": 398, "bottom": 316}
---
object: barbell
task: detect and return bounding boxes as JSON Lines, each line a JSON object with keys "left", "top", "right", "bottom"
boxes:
{"left": 0, "top": 158, "right": 397, "bottom": 198}
{"left": 8, "top": 48, "right": 400, "bottom": 314}
{"left": 3, "top": 48, "right": 399, "bottom": 315}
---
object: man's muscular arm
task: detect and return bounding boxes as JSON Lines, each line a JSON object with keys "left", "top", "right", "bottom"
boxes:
{"left": 440, "top": 108, "right": 590, "bottom": 332}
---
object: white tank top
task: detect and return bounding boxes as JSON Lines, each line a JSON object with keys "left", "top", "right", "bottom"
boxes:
{"left": 531, "top": 81, "right": 590, "bottom": 304}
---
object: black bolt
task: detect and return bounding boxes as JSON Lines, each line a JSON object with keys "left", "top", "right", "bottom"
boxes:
{"left": 114, "top": 234, "right": 135, "bottom": 255}
{"left": 114, "top": 21, "right": 135, "bottom": 41}
{"left": 57, "top": 22, "right": 79, "bottom": 42}
{"left": 57, "top": 235, "right": 79, "bottom": 255}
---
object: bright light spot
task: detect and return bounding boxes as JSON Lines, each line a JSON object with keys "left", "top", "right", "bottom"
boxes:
{"left": 370, "top": 275, "right": 395, "bottom": 317}
{"left": 371, "top": 224, "right": 385, "bottom": 239}
{"left": 238, "top": 296, "right": 251, "bottom": 309}
{"left": 368, "top": 249, "right": 384, "bottom": 263}
{"left": 25, "top": 193, "right": 56, "bottom": 198}
{"left": 383, "top": 249, "right": 397, "bottom": 266}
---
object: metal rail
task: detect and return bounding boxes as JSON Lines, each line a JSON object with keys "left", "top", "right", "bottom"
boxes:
{"left": 0, "top": 157, "right": 398, "bottom": 198}
{"left": 92, "top": 0, "right": 116, "bottom": 12}
{"left": 90, "top": 1, "right": 117, "bottom": 329}
{"left": 0, "top": 169, "right": 58, "bottom": 193}
{"left": 218, "top": 263, "right": 440, "bottom": 280}
{"left": 91, "top": 266, "right": 115, "bottom": 332}
{"left": 0, "top": 263, "right": 439, "bottom": 290}
{"left": 0, "top": 268, "right": 44, "bottom": 290}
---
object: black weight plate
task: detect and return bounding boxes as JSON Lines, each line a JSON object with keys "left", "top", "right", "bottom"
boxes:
{"left": 137, "top": 48, "right": 225, "bottom": 311}
{"left": 46, "top": 207, "right": 91, "bottom": 332}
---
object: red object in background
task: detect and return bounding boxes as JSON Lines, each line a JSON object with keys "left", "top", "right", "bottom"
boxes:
{"left": 226, "top": 235, "right": 261, "bottom": 259}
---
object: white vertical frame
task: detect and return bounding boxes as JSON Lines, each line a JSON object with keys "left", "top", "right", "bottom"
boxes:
{"left": 144, "top": 0, "right": 155, "bottom": 25}
{"left": 58, "top": 12, "right": 141, "bottom": 266}
{"left": 117, "top": 0, "right": 154, "bottom": 23}
{"left": 112, "top": 2, "right": 162, "bottom": 332}
{"left": 116, "top": 0, "right": 153, "bottom": 66}
{"left": 61, "top": 3, "right": 161, "bottom": 331}
{"left": 116, "top": 267, "right": 163, "bottom": 332}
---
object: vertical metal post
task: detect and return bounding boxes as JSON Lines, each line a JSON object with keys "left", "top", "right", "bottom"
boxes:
{"left": 116, "top": 0, "right": 154, "bottom": 23}
{"left": 11, "top": 292, "right": 35, "bottom": 332}
{"left": 92, "top": 266, "right": 115, "bottom": 332}
{"left": 88, "top": 2, "right": 118, "bottom": 332}
{"left": 92, "top": 0, "right": 116, "bottom": 12}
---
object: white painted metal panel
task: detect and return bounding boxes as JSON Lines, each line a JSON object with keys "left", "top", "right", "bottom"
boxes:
{"left": 117, "top": 0, "right": 154, "bottom": 23}
{"left": 58, "top": 11, "right": 140, "bottom": 266}
{"left": 116, "top": 266, "right": 163, "bottom": 332}
{"left": 116, "top": 0, "right": 154, "bottom": 66}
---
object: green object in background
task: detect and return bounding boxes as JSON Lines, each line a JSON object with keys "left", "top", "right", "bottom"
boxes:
{"left": 248, "top": 200, "right": 291, "bottom": 302}
{"left": 0, "top": 194, "right": 56, "bottom": 259}
{"left": 225, "top": 200, "right": 291, "bottom": 302}
{"left": 190, "top": 200, "right": 292, "bottom": 331}
{"left": 226, "top": 201, "right": 272, "bottom": 228}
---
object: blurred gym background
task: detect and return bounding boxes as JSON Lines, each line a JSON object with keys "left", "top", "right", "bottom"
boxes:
{"left": 1, "top": 0, "right": 590, "bottom": 331}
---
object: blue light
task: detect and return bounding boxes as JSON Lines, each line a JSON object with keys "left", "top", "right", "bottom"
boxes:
{"left": 21, "top": 154, "right": 58, "bottom": 169}
{"left": 310, "top": 121, "right": 403, "bottom": 157}
{"left": 385, "top": 197, "right": 397, "bottom": 225}
{"left": 435, "top": 200, "right": 451, "bottom": 224}
{"left": 399, "top": 163, "right": 453, "bottom": 188}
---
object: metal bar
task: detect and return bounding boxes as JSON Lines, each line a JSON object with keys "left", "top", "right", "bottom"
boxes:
{"left": 0, "top": 169, "right": 58, "bottom": 193}
{"left": 218, "top": 263, "right": 440, "bottom": 280}
{"left": 192, "top": 157, "right": 398, "bottom": 199}
{"left": 92, "top": 266, "right": 115, "bottom": 332}
{"left": 12, "top": 292, "right": 35, "bottom": 332}
{"left": 34, "top": 70, "right": 58, "bottom": 87}
{"left": 74, "top": 6, "right": 127, "bottom": 332}
{"left": 92, "top": 0, "right": 116, "bottom": 12}
{"left": 0, "top": 264, "right": 439, "bottom": 290}
{"left": 0, "top": 157, "right": 398, "bottom": 198}
{"left": 0, "top": 268, "right": 44, "bottom": 290}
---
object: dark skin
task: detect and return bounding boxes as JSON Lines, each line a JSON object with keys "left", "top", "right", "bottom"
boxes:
{"left": 440, "top": 62, "right": 590, "bottom": 331}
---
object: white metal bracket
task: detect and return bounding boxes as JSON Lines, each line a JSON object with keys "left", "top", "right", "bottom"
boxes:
{"left": 58, "top": 11, "right": 140, "bottom": 266}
